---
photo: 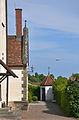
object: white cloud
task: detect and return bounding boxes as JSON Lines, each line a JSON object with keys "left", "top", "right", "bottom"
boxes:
{"left": 30, "top": 41, "right": 57, "bottom": 51}
{"left": 8, "top": 0, "right": 79, "bottom": 34}
{"left": 31, "top": 45, "right": 79, "bottom": 63}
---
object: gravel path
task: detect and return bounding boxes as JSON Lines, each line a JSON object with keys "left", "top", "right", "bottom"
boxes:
{"left": 0, "top": 102, "right": 78, "bottom": 120}
{"left": 20, "top": 101, "right": 79, "bottom": 120}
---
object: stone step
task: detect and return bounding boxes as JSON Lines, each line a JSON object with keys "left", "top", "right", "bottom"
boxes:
{"left": 0, "top": 108, "right": 22, "bottom": 119}
{"left": 0, "top": 113, "right": 22, "bottom": 119}
{"left": 0, "top": 115, "right": 21, "bottom": 119}
{"left": 0, "top": 110, "right": 13, "bottom": 114}
{"left": 0, "top": 107, "right": 10, "bottom": 111}
{"left": 0, "top": 107, "right": 11, "bottom": 114}
{"left": 0, "top": 115, "right": 22, "bottom": 120}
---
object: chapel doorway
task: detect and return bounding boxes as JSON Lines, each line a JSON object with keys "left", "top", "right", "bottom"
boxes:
{"left": 42, "top": 88, "right": 45, "bottom": 101}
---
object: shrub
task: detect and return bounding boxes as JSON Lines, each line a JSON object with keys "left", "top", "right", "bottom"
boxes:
{"left": 28, "top": 85, "right": 40, "bottom": 102}
{"left": 53, "top": 74, "right": 79, "bottom": 118}
{"left": 32, "top": 96, "right": 38, "bottom": 101}
{"left": 28, "top": 91, "right": 32, "bottom": 103}
{"left": 53, "top": 76, "right": 70, "bottom": 116}
{"left": 67, "top": 77, "right": 79, "bottom": 118}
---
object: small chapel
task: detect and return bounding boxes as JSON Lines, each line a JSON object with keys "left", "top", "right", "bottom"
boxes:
{"left": 40, "top": 74, "right": 55, "bottom": 101}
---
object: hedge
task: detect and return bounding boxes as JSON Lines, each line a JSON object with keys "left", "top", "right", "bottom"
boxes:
{"left": 28, "top": 85, "right": 40, "bottom": 102}
{"left": 53, "top": 77, "right": 70, "bottom": 116}
{"left": 67, "top": 79, "right": 79, "bottom": 118}
{"left": 53, "top": 75, "right": 79, "bottom": 118}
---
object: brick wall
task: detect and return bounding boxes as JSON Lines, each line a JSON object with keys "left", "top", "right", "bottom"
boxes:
{"left": 16, "top": 9, "right": 22, "bottom": 37}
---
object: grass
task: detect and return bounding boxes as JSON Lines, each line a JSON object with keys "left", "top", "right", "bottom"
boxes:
{"left": 31, "top": 101, "right": 39, "bottom": 103}
{"left": 28, "top": 82, "right": 40, "bottom": 86}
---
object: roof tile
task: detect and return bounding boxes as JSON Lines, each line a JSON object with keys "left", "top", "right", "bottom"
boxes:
{"left": 8, "top": 36, "right": 23, "bottom": 66}
{"left": 40, "top": 75, "right": 55, "bottom": 86}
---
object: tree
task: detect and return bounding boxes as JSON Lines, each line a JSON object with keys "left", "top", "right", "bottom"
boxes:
{"left": 50, "top": 74, "right": 54, "bottom": 78}
{"left": 71, "top": 73, "right": 79, "bottom": 80}
{"left": 28, "top": 74, "right": 31, "bottom": 80}
{"left": 35, "top": 72, "right": 39, "bottom": 78}
{"left": 67, "top": 75, "right": 79, "bottom": 118}
{"left": 28, "top": 72, "right": 46, "bottom": 83}
{"left": 39, "top": 74, "right": 45, "bottom": 81}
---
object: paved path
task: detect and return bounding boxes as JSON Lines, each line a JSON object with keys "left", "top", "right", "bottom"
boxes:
{"left": 20, "top": 101, "right": 78, "bottom": 120}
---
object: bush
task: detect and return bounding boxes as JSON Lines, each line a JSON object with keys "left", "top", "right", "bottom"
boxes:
{"left": 67, "top": 76, "right": 79, "bottom": 118}
{"left": 28, "top": 91, "right": 32, "bottom": 103}
{"left": 53, "top": 76, "right": 70, "bottom": 116}
{"left": 32, "top": 96, "right": 38, "bottom": 101}
{"left": 53, "top": 74, "right": 79, "bottom": 118}
{"left": 28, "top": 85, "right": 40, "bottom": 102}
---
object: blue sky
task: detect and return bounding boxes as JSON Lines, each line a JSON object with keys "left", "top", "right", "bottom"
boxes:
{"left": 7, "top": 0, "right": 79, "bottom": 78}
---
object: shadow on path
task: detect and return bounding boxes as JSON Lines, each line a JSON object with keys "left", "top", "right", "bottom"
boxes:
{"left": 42, "top": 101, "right": 65, "bottom": 117}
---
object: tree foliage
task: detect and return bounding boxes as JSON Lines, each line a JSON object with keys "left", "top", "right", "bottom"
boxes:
{"left": 28, "top": 72, "right": 55, "bottom": 84}
{"left": 67, "top": 73, "right": 79, "bottom": 117}
{"left": 28, "top": 85, "right": 40, "bottom": 102}
{"left": 53, "top": 76, "right": 70, "bottom": 116}
{"left": 53, "top": 73, "right": 79, "bottom": 118}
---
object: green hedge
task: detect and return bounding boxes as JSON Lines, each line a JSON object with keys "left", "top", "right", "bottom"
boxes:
{"left": 28, "top": 91, "right": 32, "bottom": 102}
{"left": 53, "top": 75, "right": 79, "bottom": 118}
{"left": 28, "top": 85, "right": 40, "bottom": 102}
{"left": 53, "top": 76, "right": 70, "bottom": 116}
{"left": 67, "top": 78, "right": 79, "bottom": 118}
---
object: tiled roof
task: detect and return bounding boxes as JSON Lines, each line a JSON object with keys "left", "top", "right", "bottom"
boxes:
{"left": 8, "top": 36, "right": 23, "bottom": 66}
{"left": 40, "top": 75, "right": 55, "bottom": 86}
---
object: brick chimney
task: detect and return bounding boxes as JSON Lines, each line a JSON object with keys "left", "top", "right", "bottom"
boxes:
{"left": 16, "top": 9, "right": 22, "bottom": 37}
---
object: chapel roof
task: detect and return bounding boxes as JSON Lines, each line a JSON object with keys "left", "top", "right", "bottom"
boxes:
{"left": 40, "top": 75, "right": 55, "bottom": 86}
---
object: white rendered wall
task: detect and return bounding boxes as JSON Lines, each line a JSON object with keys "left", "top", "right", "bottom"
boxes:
{"left": 0, "top": 0, "right": 6, "bottom": 63}
{"left": 1, "top": 69, "right": 23, "bottom": 103}
{"left": 1, "top": 78, "right": 6, "bottom": 102}
{"left": 45, "top": 86, "right": 53, "bottom": 101}
{"left": 0, "top": 0, "right": 1, "bottom": 59}
{"left": 0, "top": 0, "right": 7, "bottom": 105}
{"left": 0, "top": 64, "right": 7, "bottom": 103}
{"left": 40, "top": 86, "right": 53, "bottom": 101}
{"left": 8, "top": 69, "right": 23, "bottom": 101}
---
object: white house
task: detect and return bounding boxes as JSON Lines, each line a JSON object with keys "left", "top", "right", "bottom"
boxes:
{"left": 40, "top": 75, "right": 55, "bottom": 101}
{"left": 0, "top": 3, "right": 29, "bottom": 110}
{"left": 7, "top": 9, "right": 29, "bottom": 110}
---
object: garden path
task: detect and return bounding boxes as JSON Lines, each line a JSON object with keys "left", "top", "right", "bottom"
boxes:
{"left": 20, "top": 101, "right": 78, "bottom": 120}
